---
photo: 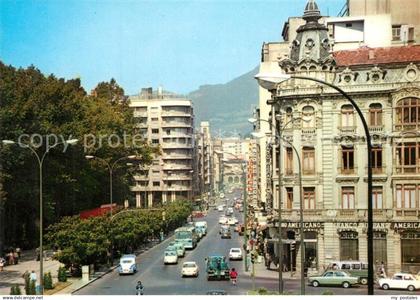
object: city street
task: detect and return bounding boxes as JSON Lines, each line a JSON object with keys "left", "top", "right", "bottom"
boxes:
{"left": 74, "top": 198, "right": 418, "bottom": 296}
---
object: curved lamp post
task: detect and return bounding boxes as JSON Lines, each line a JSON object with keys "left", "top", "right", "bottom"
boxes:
{"left": 252, "top": 130, "right": 305, "bottom": 295}
{"left": 2, "top": 138, "right": 78, "bottom": 294}
{"left": 85, "top": 155, "right": 137, "bottom": 217}
{"left": 255, "top": 72, "right": 374, "bottom": 295}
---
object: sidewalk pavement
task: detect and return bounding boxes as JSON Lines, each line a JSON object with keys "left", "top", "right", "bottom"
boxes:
{"left": 0, "top": 250, "right": 62, "bottom": 295}
{"left": 244, "top": 258, "right": 308, "bottom": 281}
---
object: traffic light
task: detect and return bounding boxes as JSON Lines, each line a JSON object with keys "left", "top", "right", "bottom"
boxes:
{"left": 251, "top": 252, "right": 256, "bottom": 264}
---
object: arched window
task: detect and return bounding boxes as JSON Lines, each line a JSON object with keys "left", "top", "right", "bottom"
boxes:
{"left": 341, "top": 104, "right": 354, "bottom": 127}
{"left": 396, "top": 97, "right": 420, "bottom": 128}
{"left": 285, "top": 107, "right": 293, "bottom": 126}
{"left": 302, "top": 106, "right": 315, "bottom": 128}
{"left": 369, "top": 103, "right": 383, "bottom": 126}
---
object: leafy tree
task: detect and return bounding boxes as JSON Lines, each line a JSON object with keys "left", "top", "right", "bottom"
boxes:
{"left": 0, "top": 62, "right": 156, "bottom": 249}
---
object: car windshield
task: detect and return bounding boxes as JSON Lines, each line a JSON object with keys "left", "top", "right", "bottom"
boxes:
{"left": 165, "top": 251, "right": 176, "bottom": 256}
{"left": 231, "top": 249, "right": 240, "bottom": 252}
{"left": 175, "top": 232, "right": 191, "bottom": 239}
{"left": 184, "top": 263, "right": 196, "bottom": 268}
{"left": 121, "top": 260, "right": 133, "bottom": 264}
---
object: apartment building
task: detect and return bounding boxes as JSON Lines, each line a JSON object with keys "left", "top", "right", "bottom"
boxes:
{"left": 259, "top": 0, "right": 420, "bottom": 275}
{"left": 195, "top": 121, "right": 212, "bottom": 198}
{"left": 129, "top": 87, "right": 194, "bottom": 207}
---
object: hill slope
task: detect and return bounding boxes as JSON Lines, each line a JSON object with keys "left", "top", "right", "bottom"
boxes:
{"left": 188, "top": 66, "right": 259, "bottom": 136}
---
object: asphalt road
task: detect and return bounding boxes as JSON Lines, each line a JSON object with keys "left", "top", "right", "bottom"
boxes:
{"left": 75, "top": 203, "right": 249, "bottom": 295}
{"left": 75, "top": 195, "right": 419, "bottom": 295}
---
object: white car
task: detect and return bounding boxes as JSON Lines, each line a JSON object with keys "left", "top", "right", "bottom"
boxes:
{"left": 217, "top": 206, "right": 224, "bottom": 212}
{"left": 379, "top": 273, "right": 420, "bottom": 291}
{"left": 219, "top": 216, "right": 228, "bottom": 224}
{"left": 228, "top": 218, "right": 236, "bottom": 225}
{"left": 181, "top": 261, "right": 199, "bottom": 277}
{"left": 164, "top": 250, "right": 178, "bottom": 264}
{"left": 118, "top": 254, "right": 137, "bottom": 275}
{"left": 229, "top": 248, "right": 243, "bottom": 260}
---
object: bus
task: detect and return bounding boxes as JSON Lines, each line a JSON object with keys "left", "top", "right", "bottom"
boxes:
{"left": 175, "top": 227, "right": 198, "bottom": 250}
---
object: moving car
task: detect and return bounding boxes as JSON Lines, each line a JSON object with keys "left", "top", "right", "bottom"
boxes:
{"left": 308, "top": 270, "right": 359, "bottom": 288}
{"left": 220, "top": 227, "right": 231, "bottom": 239}
{"left": 379, "top": 273, "right": 420, "bottom": 291}
{"left": 181, "top": 261, "right": 199, "bottom": 277}
{"left": 219, "top": 216, "right": 228, "bottom": 224}
{"left": 168, "top": 242, "right": 186, "bottom": 257}
{"left": 205, "top": 255, "right": 230, "bottom": 280}
{"left": 118, "top": 254, "right": 137, "bottom": 275}
{"left": 164, "top": 249, "right": 178, "bottom": 264}
{"left": 229, "top": 248, "right": 243, "bottom": 260}
{"left": 217, "top": 206, "right": 224, "bottom": 212}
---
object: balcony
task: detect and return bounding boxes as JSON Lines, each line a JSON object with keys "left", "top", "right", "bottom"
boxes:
{"left": 338, "top": 166, "right": 357, "bottom": 175}
{"left": 395, "top": 209, "right": 419, "bottom": 217}
{"left": 339, "top": 209, "right": 357, "bottom": 217}
{"left": 301, "top": 128, "right": 316, "bottom": 135}
{"left": 165, "top": 185, "right": 192, "bottom": 191}
{"left": 161, "top": 142, "right": 193, "bottom": 149}
{"left": 368, "top": 125, "right": 384, "bottom": 133}
{"left": 162, "top": 155, "right": 192, "bottom": 160}
{"left": 133, "top": 111, "right": 147, "bottom": 118}
{"left": 394, "top": 165, "right": 420, "bottom": 175}
{"left": 161, "top": 110, "right": 191, "bottom": 117}
{"left": 338, "top": 126, "right": 356, "bottom": 135}
{"left": 161, "top": 121, "right": 192, "bottom": 128}
{"left": 394, "top": 123, "right": 420, "bottom": 132}
{"left": 162, "top": 164, "right": 192, "bottom": 170}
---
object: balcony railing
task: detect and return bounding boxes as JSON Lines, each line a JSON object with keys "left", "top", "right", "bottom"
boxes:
{"left": 394, "top": 123, "right": 420, "bottom": 131}
{"left": 301, "top": 128, "right": 316, "bottom": 135}
{"left": 368, "top": 125, "right": 384, "bottom": 133}
{"left": 338, "top": 166, "right": 357, "bottom": 175}
{"left": 302, "top": 169, "right": 316, "bottom": 175}
{"left": 161, "top": 121, "right": 192, "bottom": 127}
{"left": 161, "top": 110, "right": 191, "bottom": 117}
{"left": 338, "top": 126, "right": 356, "bottom": 134}
{"left": 395, "top": 209, "right": 419, "bottom": 217}
{"left": 161, "top": 143, "right": 193, "bottom": 149}
{"left": 365, "top": 166, "right": 386, "bottom": 174}
{"left": 394, "top": 165, "right": 420, "bottom": 174}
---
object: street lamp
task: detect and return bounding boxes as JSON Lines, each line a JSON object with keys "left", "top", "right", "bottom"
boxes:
{"left": 85, "top": 154, "right": 137, "bottom": 217}
{"left": 255, "top": 71, "right": 374, "bottom": 295}
{"left": 2, "top": 138, "right": 78, "bottom": 294}
{"left": 252, "top": 130, "right": 305, "bottom": 295}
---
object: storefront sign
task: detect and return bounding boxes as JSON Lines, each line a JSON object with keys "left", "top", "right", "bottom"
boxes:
{"left": 280, "top": 222, "right": 323, "bottom": 229}
{"left": 391, "top": 222, "right": 420, "bottom": 230}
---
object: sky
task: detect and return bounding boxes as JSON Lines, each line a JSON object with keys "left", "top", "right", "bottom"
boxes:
{"left": 0, "top": 0, "right": 344, "bottom": 95}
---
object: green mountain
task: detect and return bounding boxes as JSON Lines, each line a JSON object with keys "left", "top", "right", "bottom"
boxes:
{"left": 188, "top": 66, "right": 259, "bottom": 136}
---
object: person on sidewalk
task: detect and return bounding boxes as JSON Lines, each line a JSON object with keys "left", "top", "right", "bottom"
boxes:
{"left": 30, "top": 270, "right": 37, "bottom": 284}
{"left": 0, "top": 257, "right": 5, "bottom": 271}
{"left": 13, "top": 251, "right": 19, "bottom": 264}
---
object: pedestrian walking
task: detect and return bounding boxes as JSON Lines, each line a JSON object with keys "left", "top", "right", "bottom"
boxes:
{"left": 16, "top": 247, "right": 21, "bottom": 259}
{"left": 0, "top": 257, "right": 5, "bottom": 271}
{"left": 30, "top": 270, "right": 37, "bottom": 284}
{"left": 13, "top": 251, "right": 19, "bottom": 264}
{"left": 8, "top": 251, "right": 14, "bottom": 265}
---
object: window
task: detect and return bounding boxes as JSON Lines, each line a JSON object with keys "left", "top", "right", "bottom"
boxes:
{"left": 371, "top": 147, "right": 383, "bottom": 173}
{"left": 396, "top": 184, "right": 417, "bottom": 209}
{"left": 151, "top": 128, "right": 159, "bottom": 134}
{"left": 369, "top": 103, "right": 383, "bottom": 126}
{"left": 340, "top": 231, "right": 359, "bottom": 260}
{"left": 166, "top": 129, "right": 171, "bottom": 135}
{"left": 392, "top": 25, "right": 401, "bottom": 41}
{"left": 285, "top": 147, "right": 293, "bottom": 175}
{"left": 302, "top": 106, "right": 315, "bottom": 128}
{"left": 153, "top": 181, "right": 160, "bottom": 187}
{"left": 341, "top": 105, "right": 354, "bottom": 127}
{"left": 303, "top": 187, "right": 316, "bottom": 209}
{"left": 151, "top": 117, "right": 158, "bottom": 121}
{"left": 341, "top": 146, "right": 354, "bottom": 174}
{"left": 286, "top": 187, "right": 293, "bottom": 209}
{"left": 341, "top": 187, "right": 355, "bottom": 209}
{"left": 152, "top": 139, "right": 159, "bottom": 144}
{"left": 302, "top": 147, "right": 315, "bottom": 175}
{"left": 285, "top": 107, "right": 293, "bottom": 127}
{"left": 372, "top": 187, "right": 383, "bottom": 209}
{"left": 395, "top": 142, "right": 420, "bottom": 173}
{"left": 396, "top": 98, "right": 420, "bottom": 128}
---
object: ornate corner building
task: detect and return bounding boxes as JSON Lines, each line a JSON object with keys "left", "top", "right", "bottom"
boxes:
{"left": 260, "top": 0, "right": 420, "bottom": 275}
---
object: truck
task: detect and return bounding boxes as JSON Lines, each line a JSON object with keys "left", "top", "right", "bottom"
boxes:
{"left": 205, "top": 255, "right": 230, "bottom": 280}
{"left": 175, "top": 227, "right": 198, "bottom": 250}
{"left": 195, "top": 221, "right": 208, "bottom": 237}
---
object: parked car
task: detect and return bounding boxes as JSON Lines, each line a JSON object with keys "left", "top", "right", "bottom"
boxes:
{"left": 206, "top": 290, "right": 227, "bottom": 295}
{"left": 181, "top": 261, "right": 199, "bottom": 277}
{"left": 229, "top": 248, "right": 243, "bottom": 260}
{"left": 308, "top": 270, "right": 359, "bottom": 288}
{"left": 118, "top": 254, "right": 137, "bottom": 275}
{"left": 219, "top": 216, "right": 228, "bottom": 224}
{"left": 227, "top": 218, "right": 236, "bottom": 226}
{"left": 327, "top": 260, "right": 369, "bottom": 284}
{"left": 379, "top": 273, "right": 420, "bottom": 291}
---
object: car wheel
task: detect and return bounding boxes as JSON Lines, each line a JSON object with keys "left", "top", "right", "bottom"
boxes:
{"left": 407, "top": 285, "right": 415, "bottom": 292}
{"left": 342, "top": 281, "right": 350, "bottom": 288}
{"left": 360, "top": 278, "right": 368, "bottom": 285}
{"left": 312, "top": 280, "right": 319, "bottom": 287}
{"left": 382, "top": 283, "right": 389, "bottom": 290}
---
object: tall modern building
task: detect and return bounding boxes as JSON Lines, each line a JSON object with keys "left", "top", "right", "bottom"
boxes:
{"left": 195, "top": 121, "right": 212, "bottom": 199}
{"left": 129, "top": 87, "right": 194, "bottom": 208}
{"left": 258, "top": 0, "right": 420, "bottom": 276}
